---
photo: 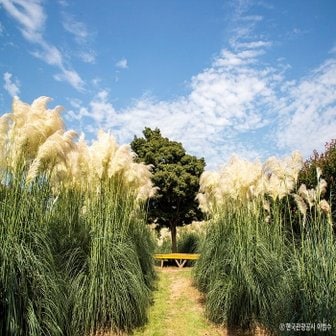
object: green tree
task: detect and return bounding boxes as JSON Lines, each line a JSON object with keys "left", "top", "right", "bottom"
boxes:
{"left": 131, "top": 127, "right": 205, "bottom": 252}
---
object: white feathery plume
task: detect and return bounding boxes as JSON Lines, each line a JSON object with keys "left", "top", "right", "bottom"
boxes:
{"left": 263, "top": 157, "right": 285, "bottom": 180}
{"left": 11, "top": 96, "right": 30, "bottom": 129}
{"left": 293, "top": 194, "right": 307, "bottom": 221}
{"left": 318, "top": 199, "right": 333, "bottom": 226}
{"left": 316, "top": 167, "right": 322, "bottom": 181}
{"left": 262, "top": 152, "right": 303, "bottom": 199}
{"left": 108, "top": 144, "right": 135, "bottom": 178}
{"left": 318, "top": 199, "right": 331, "bottom": 214}
{"left": 263, "top": 174, "right": 287, "bottom": 201}
{"left": 317, "top": 178, "right": 327, "bottom": 198}
{"left": 199, "top": 171, "right": 220, "bottom": 193}
{"left": 217, "top": 155, "right": 262, "bottom": 201}
{"left": 298, "top": 184, "right": 315, "bottom": 209}
{"left": 285, "top": 151, "right": 304, "bottom": 183}
{"left": 195, "top": 192, "right": 211, "bottom": 213}
{"left": 124, "top": 162, "right": 157, "bottom": 201}
{"left": 6, "top": 97, "right": 65, "bottom": 169}
{"left": 65, "top": 135, "right": 91, "bottom": 189}
{"left": 30, "top": 96, "right": 53, "bottom": 112}
{"left": 0, "top": 114, "right": 10, "bottom": 170}
{"left": 89, "top": 130, "right": 117, "bottom": 179}
{"left": 26, "top": 130, "right": 77, "bottom": 182}
{"left": 262, "top": 199, "right": 270, "bottom": 213}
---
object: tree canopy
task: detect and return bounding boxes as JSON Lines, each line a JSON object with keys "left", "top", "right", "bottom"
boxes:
{"left": 131, "top": 127, "right": 205, "bottom": 252}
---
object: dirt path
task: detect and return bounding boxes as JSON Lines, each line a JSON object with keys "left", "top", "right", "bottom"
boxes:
{"left": 134, "top": 267, "right": 227, "bottom": 336}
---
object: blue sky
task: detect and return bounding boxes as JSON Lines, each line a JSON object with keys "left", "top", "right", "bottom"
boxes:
{"left": 0, "top": 0, "right": 336, "bottom": 169}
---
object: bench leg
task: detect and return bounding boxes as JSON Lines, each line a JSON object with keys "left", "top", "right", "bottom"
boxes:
{"left": 161, "top": 260, "right": 164, "bottom": 268}
{"left": 175, "top": 259, "right": 187, "bottom": 268}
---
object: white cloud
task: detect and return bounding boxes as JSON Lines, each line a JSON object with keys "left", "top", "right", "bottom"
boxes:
{"left": 62, "top": 14, "right": 88, "bottom": 43}
{"left": 60, "top": 12, "right": 96, "bottom": 64}
{"left": 330, "top": 45, "right": 336, "bottom": 55}
{"left": 3, "top": 72, "right": 20, "bottom": 97}
{"left": 78, "top": 50, "right": 96, "bottom": 64}
{"left": 65, "top": 38, "right": 336, "bottom": 169}
{"left": 67, "top": 44, "right": 280, "bottom": 169}
{"left": 60, "top": 0, "right": 335, "bottom": 168}
{"left": 234, "top": 40, "right": 272, "bottom": 50}
{"left": 54, "top": 69, "right": 85, "bottom": 91}
{"left": 285, "top": 27, "right": 309, "bottom": 41}
{"left": 58, "top": 0, "right": 68, "bottom": 7}
{"left": 0, "top": 22, "right": 4, "bottom": 35}
{"left": 115, "top": 58, "right": 128, "bottom": 69}
{"left": 31, "top": 43, "right": 63, "bottom": 67}
{"left": 91, "top": 77, "right": 101, "bottom": 86}
{"left": 0, "top": 0, "right": 45, "bottom": 42}
{"left": 276, "top": 58, "right": 336, "bottom": 157}
{"left": 0, "top": 0, "right": 84, "bottom": 91}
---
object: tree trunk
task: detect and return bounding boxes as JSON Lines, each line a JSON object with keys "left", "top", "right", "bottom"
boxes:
{"left": 171, "top": 223, "right": 177, "bottom": 252}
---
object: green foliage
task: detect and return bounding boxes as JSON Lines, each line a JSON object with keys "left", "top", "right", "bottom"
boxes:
{"left": 0, "top": 171, "right": 66, "bottom": 336}
{"left": 155, "top": 237, "right": 172, "bottom": 254}
{"left": 59, "top": 179, "right": 156, "bottom": 335}
{"left": 195, "top": 190, "right": 336, "bottom": 333}
{"left": 194, "top": 200, "right": 290, "bottom": 333}
{"left": 131, "top": 127, "right": 205, "bottom": 251}
{"left": 0, "top": 169, "right": 155, "bottom": 335}
{"left": 177, "top": 231, "right": 200, "bottom": 253}
{"left": 299, "top": 139, "right": 336, "bottom": 221}
{"left": 287, "top": 199, "right": 336, "bottom": 328}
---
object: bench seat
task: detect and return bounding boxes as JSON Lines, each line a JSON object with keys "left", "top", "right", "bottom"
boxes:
{"left": 154, "top": 253, "right": 200, "bottom": 268}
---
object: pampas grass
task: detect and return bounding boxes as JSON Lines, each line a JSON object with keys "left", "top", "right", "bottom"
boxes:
{"left": 195, "top": 154, "right": 336, "bottom": 333}
{"left": 0, "top": 97, "right": 156, "bottom": 336}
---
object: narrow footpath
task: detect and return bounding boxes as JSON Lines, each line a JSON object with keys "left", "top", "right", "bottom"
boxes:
{"left": 134, "top": 267, "right": 227, "bottom": 336}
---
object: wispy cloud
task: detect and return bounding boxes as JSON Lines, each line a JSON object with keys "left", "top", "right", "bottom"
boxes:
{"left": 62, "top": 14, "right": 89, "bottom": 43}
{"left": 78, "top": 50, "right": 96, "bottom": 64}
{"left": 0, "top": 0, "right": 45, "bottom": 42}
{"left": 3, "top": 71, "right": 20, "bottom": 97}
{"left": 115, "top": 58, "right": 128, "bottom": 69}
{"left": 0, "top": 22, "right": 4, "bottom": 35}
{"left": 60, "top": 12, "right": 96, "bottom": 64}
{"left": 66, "top": 35, "right": 336, "bottom": 169}
{"left": 58, "top": 0, "right": 68, "bottom": 7}
{"left": 61, "top": 0, "right": 335, "bottom": 168}
{"left": 285, "top": 27, "right": 309, "bottom": 41}
{"left": 66, "top": 43, "right": 281, "bottom": 168}
{"left": 277, "top": 58, "right": 336, "bottom": 157}
{"left": 330, "top": 44, "right": 336, "bottom": 55}
{"left": 0, "top": 0, "right": 85, "bottom": 90}
{"left": 53, "top": 69, "right": 85, "bottom": 91}
{"left": 228, "top": 0, "right": 266, "bottom": 49}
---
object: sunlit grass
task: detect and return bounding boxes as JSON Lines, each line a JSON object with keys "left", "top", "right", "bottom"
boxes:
{"left": 134, "top": 268, "right": 225, "bottom": 336}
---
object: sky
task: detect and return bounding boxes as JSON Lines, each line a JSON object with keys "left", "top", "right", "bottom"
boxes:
{"left": 0, "top": 0, "right": 336, "bottom": 170}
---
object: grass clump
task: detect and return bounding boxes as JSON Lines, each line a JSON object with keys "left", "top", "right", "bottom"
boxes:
{"left": 0, "top": 170, "right": 67, "bottom": 335}
{"left": 70, "top": 181, "right": 155, "bottom": 335}
{"left": 195, "top": 201, "right": 290, "bottom": 332}
{"left": 0, "top": 97, "right": 157, "bottom": 336}
{"left": 195, "top": 153, "right": 336, "bottom": 334}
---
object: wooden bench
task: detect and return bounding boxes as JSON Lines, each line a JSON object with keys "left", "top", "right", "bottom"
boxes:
{"left": 154, "top": 253, "right": 200, "bottom": 268}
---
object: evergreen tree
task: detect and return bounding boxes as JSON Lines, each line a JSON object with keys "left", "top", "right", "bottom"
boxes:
{"left": 131, "top": 127, "right": 205, "bottom": 252}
